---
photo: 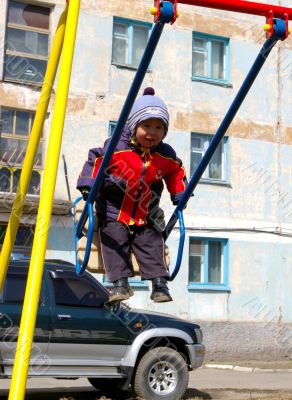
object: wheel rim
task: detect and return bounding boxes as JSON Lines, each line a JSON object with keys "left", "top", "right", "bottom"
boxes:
{"left": 148, "top": 360, "right": 178, "bottom": 395}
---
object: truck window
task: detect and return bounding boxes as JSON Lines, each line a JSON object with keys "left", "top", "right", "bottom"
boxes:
{"left": 3, "top": 275, "right": 27, "bottom": 303}
{"left": 3, "top": 274, "right": 44, "bottom": 304}
{"left": 52, "top": 277, "right": 105, "bottom": 308}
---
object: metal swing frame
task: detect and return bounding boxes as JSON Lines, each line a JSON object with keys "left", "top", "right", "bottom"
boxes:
{"left": 0, "top": 1, "right": 291, "bottom": 398}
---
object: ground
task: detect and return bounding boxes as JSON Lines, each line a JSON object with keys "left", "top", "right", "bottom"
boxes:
{"left": 1, "top": 361, "right": 292, "bottom": 400}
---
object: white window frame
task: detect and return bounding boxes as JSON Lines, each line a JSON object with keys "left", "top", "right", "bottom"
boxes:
{"left": 190, "top": 132, "right": 229, "bottom": 184}
{"left": 192, "top": 32, "right": 230, "bottom": 85}
{"left": 188, "top": 237, "right": 229, "bottom": 291}
{"left": 108, "top": 120, "right": 117, "bottom": 137}
{"left": 112, "top": 17, "right": 152, "bottom": 69}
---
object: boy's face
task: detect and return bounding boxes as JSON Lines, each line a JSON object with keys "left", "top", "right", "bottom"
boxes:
{"left": 135, "top": 118, "right": 165, "bottom": 148}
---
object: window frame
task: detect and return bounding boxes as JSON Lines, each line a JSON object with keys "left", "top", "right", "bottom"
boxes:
{"left": 0, "top": 106, "right": 43, "bottom": 194}
{"left": 188, "top": 236, "right": 230, "bottom": 291}
{"left": 112, "top": 17, "right": 152, "bottom": 69}
{"left": 108, "top": 120, "right": 117, "bottom": 137}
{"left": 2, "top": 271, "right": 45, "bottom": 304}
{"left": 190, "top": 132, "right": 230, "bottom": 185}
{"left": 49, "top": 270, "right": 109, "bottom": 308}
{"left": 4, "top": 0, "right": 51, "bottom": 86}
{"left": 51, "top": 276, "right": 105, "bottom": 308}
{"left": 192, "top": 32, "right": 231, "bottom": 86}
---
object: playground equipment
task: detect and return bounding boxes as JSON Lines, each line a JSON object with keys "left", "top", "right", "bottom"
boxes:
{"left": 0, "top": 0, "right": 292, "bottom": 399}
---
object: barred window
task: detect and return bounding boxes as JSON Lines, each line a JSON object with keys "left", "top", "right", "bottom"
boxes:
{"left": 0, "top": 107, "right": 42, "bottom": 194}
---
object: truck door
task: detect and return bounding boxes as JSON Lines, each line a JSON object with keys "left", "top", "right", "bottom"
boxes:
{"left": 0, "top": 268, "right": 51, "bottom": 376}
{"left": 46, "top": 269, "right": 130, "bottom": 369}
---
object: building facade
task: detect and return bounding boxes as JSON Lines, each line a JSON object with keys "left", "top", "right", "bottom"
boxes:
{"left": 1, "top": 0, "right": 292, "bottom": 361}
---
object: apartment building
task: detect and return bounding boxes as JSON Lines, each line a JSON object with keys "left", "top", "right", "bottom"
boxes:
{"left": 0, "top": 0, "right": 292, "bottom": 360}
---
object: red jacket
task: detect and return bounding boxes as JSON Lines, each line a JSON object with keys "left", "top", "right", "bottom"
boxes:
{"left": 77, "top": 126, "right": 187, "bottom": 226}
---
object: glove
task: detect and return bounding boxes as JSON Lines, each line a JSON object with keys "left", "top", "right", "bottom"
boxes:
{"left": 173, "top": 192, "right": 194, "bottom": 207}
{"left": 173, "top": 200, "right": 187, "bottom": 209}
{"left": 80, "top": 186, "right": 90, "bottom": 201}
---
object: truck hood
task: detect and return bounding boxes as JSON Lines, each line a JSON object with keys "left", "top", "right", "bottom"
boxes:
{"left": 123, "top": 305, "right": 200, "bottom": 331}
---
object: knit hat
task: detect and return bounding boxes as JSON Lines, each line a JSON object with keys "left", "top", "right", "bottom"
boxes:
{"left": 128, "top": 87, "right": 169, "bottom": 136}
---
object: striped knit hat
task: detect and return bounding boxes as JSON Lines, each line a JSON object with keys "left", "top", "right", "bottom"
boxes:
{"left": 127, "top": 87, "right": 169, "bottom": 136}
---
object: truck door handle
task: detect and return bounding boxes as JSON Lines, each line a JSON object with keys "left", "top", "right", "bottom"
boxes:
{"left": 58, "top": 314, "right": 71, "bottom": 320}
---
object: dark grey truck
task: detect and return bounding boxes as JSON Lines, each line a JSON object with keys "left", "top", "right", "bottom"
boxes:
{"left": 0, "top": 260, "right": 205, "bottom": 400}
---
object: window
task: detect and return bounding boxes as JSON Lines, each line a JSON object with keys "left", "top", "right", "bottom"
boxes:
{"left": 2, "top": 273, "right": 44, "bottom": 303}
{"left": 3, "top": 274, "right": 27, "bottom": 303}
{"left": 0, "top": 224, "right": 35, "bottom": 257}
{"left": 108, "top": 120, "right": 117, "bottom": 137}
{"left": 0, "top": 107, "right": 42, "bottom": 194}
{"left": 192, "top": 33, "right": 230, "bottom": 84}
{"left": 4, "top": 0, "right": 50, "bottom": 85}
{"left": 103, "top": 274, "right": 148, "bottom": 288}
{"left": 191, "top": 133, "right": 229, "bottom": 183}
{"left": 52, "top": 277, "right": 105, "bottom": 308}
{"left": 188, "top": 237, "right": 229, "bottom": 290}
{"left": 112, "top": 18, "right": 151, "bottom": 68}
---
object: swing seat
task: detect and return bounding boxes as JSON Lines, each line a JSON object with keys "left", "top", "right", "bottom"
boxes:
{"left": 75, "top": 201, "right": 170, "bottom": 275}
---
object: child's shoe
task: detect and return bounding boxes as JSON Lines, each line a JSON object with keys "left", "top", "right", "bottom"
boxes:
{"left": 109, "top": 278, "right": 134, "bottom": 302}
{"left": 150, "top": 277, "right": 173, "bottom": 303}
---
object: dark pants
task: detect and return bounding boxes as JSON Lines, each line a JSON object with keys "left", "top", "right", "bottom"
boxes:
{"left": 99, "top": 220, "right": 169, "bottom": 282}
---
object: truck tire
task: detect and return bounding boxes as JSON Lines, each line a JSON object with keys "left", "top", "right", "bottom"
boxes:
{"left": 133, "top": 346, "right": 189, "bottom": 400}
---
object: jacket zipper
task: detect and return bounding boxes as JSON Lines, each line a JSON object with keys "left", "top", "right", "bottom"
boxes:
{"left": 130, "top": 156, "right": 146, "bottom": 223}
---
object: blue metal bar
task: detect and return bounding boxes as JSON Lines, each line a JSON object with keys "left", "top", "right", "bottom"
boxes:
{"left": 163, "top": 19, "right": 285, "bottom": 241}
{"left": 74, "top": 197, "right": 95, "bottom": 275}
{"left": 169, "top": 210, "right": 185, "bottom": 281}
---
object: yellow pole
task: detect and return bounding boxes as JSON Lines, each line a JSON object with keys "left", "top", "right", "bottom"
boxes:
{"left": 0, "top": 7, "right": 68, "bottom": 291}
{"left": 8, "top": 0, "right": 80, "bottom": 398}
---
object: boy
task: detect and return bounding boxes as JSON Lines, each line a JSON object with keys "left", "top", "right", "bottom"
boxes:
{"left": 77, "top": 88, "right": 187, "bottom": 303}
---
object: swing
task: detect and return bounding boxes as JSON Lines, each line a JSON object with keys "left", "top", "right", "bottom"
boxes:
{"left": 74, "top": 0, "right": 291, "bottom": 281}
{"left": 74, "top": 198, "right": 170, "bottom": 275}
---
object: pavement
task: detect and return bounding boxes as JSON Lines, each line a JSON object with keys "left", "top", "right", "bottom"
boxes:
{"left": 1, "top": 363, "right": 292, "bottom": 399}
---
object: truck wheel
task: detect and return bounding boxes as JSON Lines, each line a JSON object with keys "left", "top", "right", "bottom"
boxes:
{"left": 133, "top": 346, "right": 189, "bottom": 400}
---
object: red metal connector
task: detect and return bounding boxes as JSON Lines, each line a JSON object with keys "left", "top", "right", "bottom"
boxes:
{"left": 284, "top": 13, "right": 290, "bottom": 39}
{"left": 264, "top": 10, "right": 289, "bottom": 39}
{"left": 264, "top": 10, "right": 274, "bottom": 39}
{"left": 151, "top": 0, "right": 178, "bottom": 24}
{"left": 173, "top": 0, "right": 178, "bottom": 23}
{"left": 152, "top": 0, "right": 161, "bottom": 22}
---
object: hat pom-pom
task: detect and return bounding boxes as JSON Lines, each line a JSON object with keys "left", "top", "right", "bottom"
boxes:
{"left": 143, "top": 87, "right": 155, "bottom": 96}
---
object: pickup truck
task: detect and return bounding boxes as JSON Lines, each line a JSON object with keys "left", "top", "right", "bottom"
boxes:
{"left": 0, "top": 259, "right": 205, "bottom": 400}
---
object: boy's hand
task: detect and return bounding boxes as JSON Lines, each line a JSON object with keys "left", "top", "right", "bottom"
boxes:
{"left": 80, "top": 187, "right": 90, "bottom": 201}
{"left": 173, "top": 201, "right": 187, "bottom": 209}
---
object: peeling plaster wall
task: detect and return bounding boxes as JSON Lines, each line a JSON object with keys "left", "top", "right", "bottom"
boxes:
{"left": 1, "top": 0, "right": 292, "bottom": 359}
